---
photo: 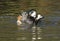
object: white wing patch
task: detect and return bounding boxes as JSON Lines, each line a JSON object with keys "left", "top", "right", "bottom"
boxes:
{"left": 36, "top": 14, "right": 43, "bottom": 20}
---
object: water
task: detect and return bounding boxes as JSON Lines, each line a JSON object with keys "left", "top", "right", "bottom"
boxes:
{"left": 0, "top": 15, "right": 60, "bottom": 41}
{"left": 0, "top": 0, "right": 60, "bottom": 41}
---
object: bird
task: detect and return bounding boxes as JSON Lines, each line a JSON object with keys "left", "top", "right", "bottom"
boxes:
{"left": 28, "top": 9, "right": 44, "bottom": 25}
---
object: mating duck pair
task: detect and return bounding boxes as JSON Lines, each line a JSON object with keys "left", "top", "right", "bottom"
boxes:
{"left": 17, "top": 9, "right": 44, "bottom": 26}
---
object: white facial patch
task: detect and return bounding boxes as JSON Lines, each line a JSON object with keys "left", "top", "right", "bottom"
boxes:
{"left": 30, "top": 11, "right": 36, "bottom": 18}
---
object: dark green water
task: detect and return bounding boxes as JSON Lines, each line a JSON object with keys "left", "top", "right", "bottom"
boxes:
{"left": 0, "top": 15, "right": 60, "bottom": 41}
{"left": 0, "top": 0, "right": 60, "bottom": 41}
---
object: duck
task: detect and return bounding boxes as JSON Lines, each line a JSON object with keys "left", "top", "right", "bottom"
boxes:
{"left": 28, "top": 9, "right": 44, "bottom": 25}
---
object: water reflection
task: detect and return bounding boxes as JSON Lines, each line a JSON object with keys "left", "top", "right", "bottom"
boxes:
{"left": 32, "top": 26, "right": 42, "bottom": 41}
{"left": 17, "top": 23, "right": 42, "bottom": 41}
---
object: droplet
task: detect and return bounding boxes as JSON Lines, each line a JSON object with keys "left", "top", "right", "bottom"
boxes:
{"left": 37, "top": 37, "right": 42, "bottom": 39}
{"left": 32, "top": 37, "right": 36, "bottom": 40}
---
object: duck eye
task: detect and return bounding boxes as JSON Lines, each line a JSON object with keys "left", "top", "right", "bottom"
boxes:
{"left": 31, "top": 11, "right": 33, "bottom": 13}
